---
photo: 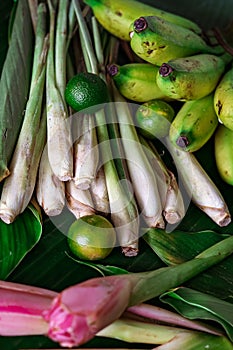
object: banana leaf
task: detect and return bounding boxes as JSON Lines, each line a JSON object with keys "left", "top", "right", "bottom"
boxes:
{"left": 0, "top": 203, "right": 43, "bottom": 279}
{"left": 160, "top": 287, "right": 233, "bottom": 342}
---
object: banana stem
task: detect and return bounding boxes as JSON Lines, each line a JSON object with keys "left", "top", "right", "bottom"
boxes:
{"left": 46, "top": 0, "right": 73, "bottom": 181}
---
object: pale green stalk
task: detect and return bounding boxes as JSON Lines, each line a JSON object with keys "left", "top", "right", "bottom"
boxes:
{"left": 165, "top": 137, "right": 231, "bottom": 227}
{"left": 0, "top": 6, "right": 48, "bottom": 223}
{"left": 73, "top": 114, "right": 99, "bottom": 190}
{"left": 31, "top": 2, "right": 47, "bottom": 82}
{"left": 36, "top": 145, "right": 65, "bottom": 217}
{"left": 113, "top": 87, "right": 164, "bottom": 228}
{"left": 55, "top": 0, "right": 69, "bottom": 99}
{"left": 98, "top": 318, "right": 233, "bottom": 349}
{"left": 65, "top": 179, "right": 95, "bottom": 219}
{"left": 46, "top": 0, "right": 73, "bottom": 181}
{"left": 72, "top": 0, "right": 98, "bottom": 74}
{"left": 95, "top": 109, "right": 139, "bottom": 255}
{"left": 66, "top": 1, "right": 77, "bottom": 50}
{"left": 28, "top": 0, "right": 38, "bottom": 33}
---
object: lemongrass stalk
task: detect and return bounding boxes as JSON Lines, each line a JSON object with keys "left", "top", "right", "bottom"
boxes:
{"left": 95, "top": 109, "right": 139, "bottom": 256}
{"left": 104, "top": 101, "right": 140, "bottom": 254}
{"left": 46, "top": 0, "right": 73, "bottom": 181}
{"left": 65, "top": 179, "right": 95, "bottom": 218}
{"left": 139, "top": 137, "right": 169, "bottom": 211}
{"left": 36, "top": 145, "right": 65, "bottom": 216}
{"left": 98, "top": 318, "right": 233, "bottom": 349}
{"left": 165, "top": 137, "right": 231, "bottom": 227}
{"left": 28, "top": 0, "right": 38, "bottom": 33}
{"left": 0, "top": 280, "right": 56, "bottom": 336}
{"left": 90, "top": 165, "right": 110, "bottom": 214}
{"left": 73, "top": 114, "right": 99, "bottom": 190}
{"left": 66, "top": 1, "right": 77, "bottom": 50}
{"left": 113, "top": 88, "right": 164, "bottom": 228}
{"left": 55, "top": 0, "right": 69, "bottom": 99}
{"left": 0, "top": 23, "right": 48, "bottom": 223}
{"left": 72, "top": 0, "right": 98, "bottom": 74}
{"left": 143, "top": 138, "right": 185, "bottom": 225}
{"left": 0, "top": 102, "right": 46, "bottom": 223}
{"left": 31, "top": 3, "right": 47, "bottom": 83}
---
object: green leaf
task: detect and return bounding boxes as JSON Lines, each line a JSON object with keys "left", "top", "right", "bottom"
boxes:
{"left": 160, "top": 287, "right": 233, "bottom": 342}
{"left": 0, "top": 0, "right": 33, "bottom": 181}
{"left": 143, "top": 228, "right": 233, "bottom": 301}
{"left": 143, "top": 228, "right": 229, "bottom": 265}
{"left": 0, "top": 203, "right": 42, "bottom": 279}
{"left": 65, "top": 252, "right": 129, "bottom": 276}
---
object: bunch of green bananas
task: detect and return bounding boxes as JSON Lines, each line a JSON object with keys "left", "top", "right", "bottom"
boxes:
{"left": 86, "top": 0, "right": 233, "bottom": 185}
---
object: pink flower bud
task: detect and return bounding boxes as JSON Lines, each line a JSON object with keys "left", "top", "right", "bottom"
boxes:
{"left": 43, "top": 275, "right": 132, "bottom": 348}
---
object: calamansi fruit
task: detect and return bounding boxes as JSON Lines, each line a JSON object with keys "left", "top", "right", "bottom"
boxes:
{"left": 65, "top": 72, "right": 109, "bottom": 112}
{"left": 67, "top": 214, "right": 116, "bottom": 261}
{"left": 135, "top": 99, "right": 175, "bottom": 139}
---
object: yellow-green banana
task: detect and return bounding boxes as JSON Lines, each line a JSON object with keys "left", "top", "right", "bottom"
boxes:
{"left": 83, "top": 0, "right": 202, "bottom": 41}
{"left": 156, "top": 54, "right": 226, "bottom": 101}
{"left": 129, "top": 16, "right": 224, "bottom": 65}
{"left": 108, "top": 63, "right": 169, "bottom": 102}
{"left": 214, "top": 65, "right": 233, "bottom": 131}
{"left": 169, "top": 93, "right": 218, "bottom": 152}
{"left": 214, "top": 123, "right": 233, "bottom": 185}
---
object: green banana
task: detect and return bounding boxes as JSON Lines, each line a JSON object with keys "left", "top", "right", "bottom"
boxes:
{"left": 156, "top": 54, "right": 226, "bottom": 101}
{"left": 129, "top": 16, "right": 224, "bottom": 66}
{"left": 214, "top": 123, "right": 233, "bottom": 185}
{"left": 83, "top": 0, "right": 202, "bottom": 41}
{"left": 108, "top": 63, "right": 169, "bottom": 102}
{"left": 169, "top": 93, "right": 218, "bottom": 152}
{"left": 214, "top": 65, "right": 233, "bottom": 131}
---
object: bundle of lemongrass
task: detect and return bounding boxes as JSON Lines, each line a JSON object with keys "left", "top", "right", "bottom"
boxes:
{"left": 0, "top": 0, "right": 231, "bottom": 257}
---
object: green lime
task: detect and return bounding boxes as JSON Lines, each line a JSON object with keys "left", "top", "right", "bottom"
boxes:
{"left": 135, "top": 99, "right": 175, "bottom": 139}
{"left": 65, "top": 72, "right": 109, "bottom": 112}
{"left": 67, "top": 214, "right": 116, "bottom": 261}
